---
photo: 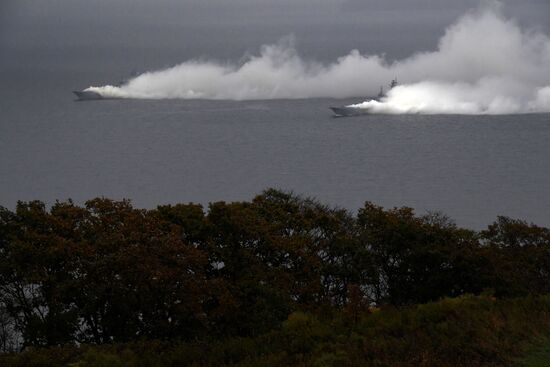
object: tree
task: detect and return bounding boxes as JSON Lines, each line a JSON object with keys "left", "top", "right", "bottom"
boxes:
{"left": 482, "top": 216, "right": 550, "bottom": 296}
{"left": 357, "top": 202, "right": 486, "bottom": 305}
{"left": 0, "top": 201, "right": 79, "bottom": 347}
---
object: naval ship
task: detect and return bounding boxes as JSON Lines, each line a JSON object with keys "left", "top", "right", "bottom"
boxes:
{"left": 73, "top": 71, "right": 139, "bottom": 101}
{"left": 73, "top": 90, "right": 105, "bottom": 101}
{"left": 330, "top": 79, "right": 397, "bottom": 117}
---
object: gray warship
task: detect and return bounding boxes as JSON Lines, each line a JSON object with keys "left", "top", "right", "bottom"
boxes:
{"left": 330, "top": 79, "right": 397, "bottom": 117}
{"left": 73, "top": 90, "right": 104, "bottom": 101}
{"left": 73, "top": 71, "right": 139, "bottom": 101}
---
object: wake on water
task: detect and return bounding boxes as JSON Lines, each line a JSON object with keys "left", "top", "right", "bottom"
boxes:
{"left": 85, "top": 1, "right": 550, "bottom": 115}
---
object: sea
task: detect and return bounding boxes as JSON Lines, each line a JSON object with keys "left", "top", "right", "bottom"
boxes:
{"left": 1, "top": 7, "right": 550, "bottom": 230}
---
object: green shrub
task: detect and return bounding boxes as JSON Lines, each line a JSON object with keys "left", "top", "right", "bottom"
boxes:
{"left": 69, "top": 350, "right": 127, "bottom": 367}
{"left": 1, "top": 295, "right": 550, "bottom": 367}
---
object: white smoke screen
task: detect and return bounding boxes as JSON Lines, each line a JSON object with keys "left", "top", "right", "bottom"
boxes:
{"left": 88, "top": 2, "right": 550, "bottom": 114}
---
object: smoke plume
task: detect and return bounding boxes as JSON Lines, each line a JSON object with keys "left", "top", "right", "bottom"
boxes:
{"left": 87, "top": 2, "right": 550, "bottom": 114}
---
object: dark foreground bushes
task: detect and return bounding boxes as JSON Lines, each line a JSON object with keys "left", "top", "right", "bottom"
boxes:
{"left": 0, "top": 189, "right": 549, "bottom": 364}
{"left": 1, "top": 294, "right": 550, "bottom": 367}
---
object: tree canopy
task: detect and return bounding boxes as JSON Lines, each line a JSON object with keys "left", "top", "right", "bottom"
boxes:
{"left": 0, "top": 189, "right": 548, "bottom": 351}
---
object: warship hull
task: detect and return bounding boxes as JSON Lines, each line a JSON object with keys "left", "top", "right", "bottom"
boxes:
{"left": 73, "top": 90, "right": 104, "bottom": 101}
{"left": 330, "top": 106, "right": 371, "bottom": 117}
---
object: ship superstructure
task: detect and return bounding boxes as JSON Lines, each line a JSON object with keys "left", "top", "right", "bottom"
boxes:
{"left": 330, "top": 78, "right": 398, "bottom": 117}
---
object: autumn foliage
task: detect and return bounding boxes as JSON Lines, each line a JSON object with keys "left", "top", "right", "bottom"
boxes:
{"left": 0, "top": 189, "right": 549, "bottom": 365}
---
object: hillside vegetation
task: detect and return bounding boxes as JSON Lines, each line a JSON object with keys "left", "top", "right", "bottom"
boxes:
{"left": 0, "top": 189, "right": 549, "bottom": 366}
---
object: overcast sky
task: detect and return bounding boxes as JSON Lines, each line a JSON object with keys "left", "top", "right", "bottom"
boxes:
{"left": 1, "top": 0, "right": 549, "bottom": 71}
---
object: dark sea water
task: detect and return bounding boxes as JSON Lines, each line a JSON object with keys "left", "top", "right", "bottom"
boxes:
{"left": 1, "top": 1, "right": 550, "bottom": 230}
{"left": 1, "top": 67, "right": 549, "bottom": 230}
